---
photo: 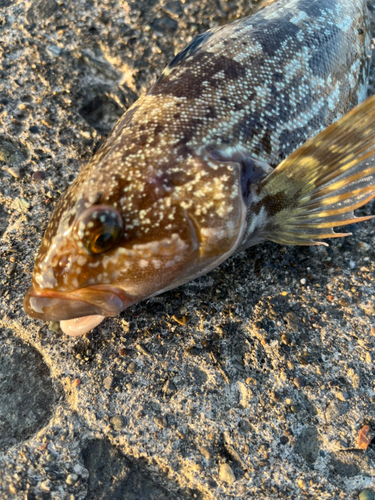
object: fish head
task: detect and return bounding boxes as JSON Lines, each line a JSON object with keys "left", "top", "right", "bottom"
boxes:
{"left": 24, "top": 177, "right": 201, "bottom": 324}
{"left": 24, "top": 139, "right": 246, "bottom": 330}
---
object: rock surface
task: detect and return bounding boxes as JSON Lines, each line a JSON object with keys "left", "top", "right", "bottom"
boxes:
{"left": 1, "top": 0, "right": 375, "bottom": 498}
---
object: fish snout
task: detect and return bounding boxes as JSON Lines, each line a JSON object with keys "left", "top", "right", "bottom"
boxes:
{"left": 23, "top": 285, "right": 127, "bottom": 321}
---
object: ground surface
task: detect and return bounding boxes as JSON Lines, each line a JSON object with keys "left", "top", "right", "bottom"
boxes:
{"left": 1, "top": 0, "right": 375, "bottom": 499}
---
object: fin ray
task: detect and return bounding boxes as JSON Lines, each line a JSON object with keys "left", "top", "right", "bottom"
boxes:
{"left": 255, "top": 95, "right": 375, "bottom": 246}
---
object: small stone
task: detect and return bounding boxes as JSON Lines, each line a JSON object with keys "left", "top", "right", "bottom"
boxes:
{"left": 287, "top": 360, "right": 295, "bottom": 370}
{"left": 10, "top": 197, "right": 30, "bottom": 213}
{"left": 110, "top": 415, "right": 125, "bottom": 431}
{"left": 336, "top": 391, "right": 348, "bottom": 402}
{"left": 199, "top": 446, "right": 211, "bottom": 460}
{"left": 46, "top": 44, "right": 62, "bottom": 57}
{"left": 281, "top": 334, "right": 289, "bottom": 345}
{"left": 279, "top": 435, "right": 289, "bottom": 445}
{"left": 219, "top": 463, "right": 235, "bottom": 484}
{"left": 40, "top": 480, "right": 51, "bottom": 492}
{"left": 103, "top": 375, "right": 113, "bottom": 390}
{"left": 163, "top": 379, "right": 176, "bottom": 395}
{"left": 297, "top": 479, "right": 306, "bottom": 490}
{"left": 294, "top": 376, "right": 305, "bottom": 388}
{"left": 66, "top": 473, "right": 79, "bottom": 486}
{"left": 284, "top": 311, "right": 298, "bottom": 330}
{"left": 32, "top": 171, "right": 45, "bottom": 181}
{"left": 48, "top": 321, "right": 62, "bottom": 334}
{"left": 338, "top": 298, "right": 349, "bottom": 307}
{"left": 3, "top": 165, "right": 20, "bottom": 178}
{"left": 8, "top": 484, "right": 17, "bottom": 494}
{"left": 6, "top": 262, "right": 16, "bottom": 275}
{"left": 271, "top": 390, "right": 281, "bottom": 402}
{"left": 359, "top": 490, "right": 375, "bottom": 500}
{"left": 285, "top": 398, "right": 293, "bottom": 405}
{"left": 358, "top": 241, "right": 371, "bottom": 253}
{"left": 154, "top": 416, "right": 167, "bottom": 429}
{"left": 371, "top": 326, "right": 375, "bottom": 336}
{"left": 291, "top": 404, "right": 301, "bottom": 413}
{"left": 351, "top": 373, "right": 360, "bottom": 389}
{"left": 127, "top": 362, "right": 136, "bottom": 374}
{"left": 300, "top": 278, "right": 306, "bottom": 285}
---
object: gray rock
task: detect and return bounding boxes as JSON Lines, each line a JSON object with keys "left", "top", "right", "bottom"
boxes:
{"left": 294, "top": 426, "right": 321, "bottom": 465}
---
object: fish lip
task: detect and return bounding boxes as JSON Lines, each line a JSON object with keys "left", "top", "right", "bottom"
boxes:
{"left": 23, "top": 285, "right": 128, "bottom": 321}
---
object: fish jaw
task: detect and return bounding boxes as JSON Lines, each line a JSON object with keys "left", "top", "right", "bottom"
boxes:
{"left": 23, "top": 284, "right": 128, "bottom": 322}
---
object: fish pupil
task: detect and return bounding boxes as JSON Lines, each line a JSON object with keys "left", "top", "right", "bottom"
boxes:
{"left": 92, "top": 227, "right": 117, "bottom": 253}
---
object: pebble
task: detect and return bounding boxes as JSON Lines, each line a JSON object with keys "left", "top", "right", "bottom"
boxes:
{"left": 293, "top": 376, "right": 305, "bottom": 389}
{"left": 199, "top": 446, "right": 211, "bottom": 460}
{"left": 271, "top": 390, "right": 281, "bottom": 402}
{"left": 336, "top": 391, "right": 348, "bottom": 402}
{"left": 32, "top": 170, "right": 46, "bottom": 181}
{"left": 103, "top": 375, "right": 113, "bottom": 390}
{"left": 359, "top": 490, "right": 375, "bottom": 500}
{"left": 3, "top": 165, "right": 20, "bottom": 178}
{"left": 8, "top": 484, "right": 17, "bottom": 494}
{"left": 284, "top": 311, "right": 298, "bottom": 329}
{"left": 6, "top": 262, "right": 16, "bottom": 275}
{"left": 46, "top": 44, "right": 62, "bottom": 57}
{"left": 40, "top": 480, "right": 51, "bottom": 492}
{"left": 297, "top": 479, "right": 306, "bottom": 490}
{"left": 338, "top": 298, "right": 350, "bottom": 307}
{"left": 10, "top": 197, "right": 30, "bottom": 213}
{"left": 110, "top": 415, "right": 125, "bottom": 431}
{"left": 48, "top": 321, "right": 62, "bottom": 334}
{"left": 291, "top": 404, "right": 301, "bottom": 413}
{"left": 281, "top": 333, "right": 289, "bottom": 345}
{"left": 358, "top": 241, "right": 371, "bottom": 253}
{"left": 127, "top": 362, "right": 136, "bottom": 374}
{"left": 66, "top": 473, "right": 79, "bottom": 486}
{"left": 219, "top": 463, "right": 235, "bottom": 484}
{"left": 154, "top": 416, "right": 167, "bottom": 429}
{"left": 0, "top": 138, "right": 26, "bottom": 163}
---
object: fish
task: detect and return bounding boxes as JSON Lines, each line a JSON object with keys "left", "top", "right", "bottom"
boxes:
{"left": 24, "top": 0, "right": 375, "bottom": 336}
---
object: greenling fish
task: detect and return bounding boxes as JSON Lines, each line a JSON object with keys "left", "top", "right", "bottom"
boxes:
{"left": 24, "top": 0, "right": 375, "bottom": 336}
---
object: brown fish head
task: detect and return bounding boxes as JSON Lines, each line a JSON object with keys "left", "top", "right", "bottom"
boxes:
{"left": 24, "top": 160, "right": 203, "bottom": 324}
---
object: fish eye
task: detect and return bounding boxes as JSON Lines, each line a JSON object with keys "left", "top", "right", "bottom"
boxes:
{"left": 73, "top": 206, "right": 123, "bottom": 255}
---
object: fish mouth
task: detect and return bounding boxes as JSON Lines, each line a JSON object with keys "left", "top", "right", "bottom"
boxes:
{"left": 23, "top": 285, "right": 128, "bottom": 322}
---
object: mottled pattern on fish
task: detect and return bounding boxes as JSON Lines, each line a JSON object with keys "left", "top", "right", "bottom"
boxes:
{"left": 24, "top": 0, "right": 375, "bottom": 331}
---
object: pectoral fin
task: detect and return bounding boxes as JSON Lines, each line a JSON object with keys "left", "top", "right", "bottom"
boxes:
{"left": 253, "top": 95, "right": 375, "bottom": 246}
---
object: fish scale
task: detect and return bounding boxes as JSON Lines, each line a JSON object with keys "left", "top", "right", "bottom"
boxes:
{"left": 24, "top": 0, "right": 375, "bottom": 336}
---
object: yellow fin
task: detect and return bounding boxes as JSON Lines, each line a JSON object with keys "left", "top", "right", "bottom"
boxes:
{"left": 258, "top": 95, "right": 375, "bottom": 246}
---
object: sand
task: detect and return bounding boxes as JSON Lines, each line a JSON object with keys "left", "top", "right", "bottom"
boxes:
{"left": 1, "top": 0, "right": 375, "bottom": 498}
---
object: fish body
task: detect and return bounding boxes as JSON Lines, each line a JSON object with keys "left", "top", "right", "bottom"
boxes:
{"left": 24, "top": 0, "right": 375, "bottom": 335}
